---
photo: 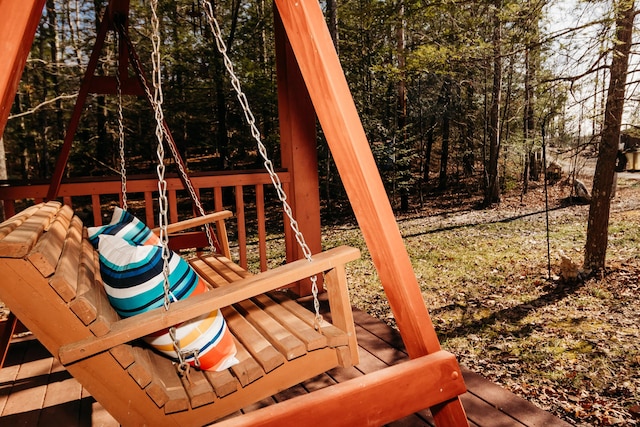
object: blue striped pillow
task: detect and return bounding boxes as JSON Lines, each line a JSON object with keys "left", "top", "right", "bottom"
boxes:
{"left": 87, "top": 207, "right": 159, "bottom": 248}
{"left": 97, "top": 234, "right": 238, "bottom": 371}
{"left": 97, "top": 234, "right": 201, "bottom": 316}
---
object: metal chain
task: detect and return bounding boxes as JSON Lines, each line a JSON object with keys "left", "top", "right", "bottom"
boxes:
{"left": 115, "top": 30, "right": 128, "bottom": 211}
{"left": 201, "top": 0, "right": 323, "bottom": 328}
{"left": 115, "top": 20, "right": 219, "bottom": 254}
{"left": 149, "top": 0, "right": 193, "bottom": 373}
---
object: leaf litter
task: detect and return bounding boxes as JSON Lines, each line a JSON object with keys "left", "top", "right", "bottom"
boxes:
{"left": 324, "top": 179, "right": 640, "bottom": 426}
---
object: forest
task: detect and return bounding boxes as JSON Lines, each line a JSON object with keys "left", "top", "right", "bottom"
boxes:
{"left": 1, "top": 0, "right": 638, "bottom": 264}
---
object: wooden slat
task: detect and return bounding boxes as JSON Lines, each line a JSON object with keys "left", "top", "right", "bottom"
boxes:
{"left": 227, "top": 336, "right": 264, "bottom": 387}
{"left": 87, "top": 250, "right": 119, "bottom": 337}
{"left": 90, "top": 195, "right": 101, "bottom": 226}
{"left": 222, "top": 306, "right": 284, "bottom": 374}
{"left": 127, "top": 347, "right": 153, "bottom": 389}
{"left": 49, "top": 216, "right": 83, "bottom": 302}
{"left": 252, "top": 293, "right": 327, "bottom": 351}
{"left": 144, "top": 192, "right": 154, "bottom": 227}
{"left": 205, "top": 368, "right": 238, "bottom": 398}
{"left": 234, "top": 298, "right": 307, "bottom": 361}
{"left": 461, "top": 369, "right": 572, "bottom": 427}
{"left": 27, "top": 205, "right": 74, "bottom": 277}
{"left": 205, "top": 256, "right": 308, "bottom": 361}
{"left": 201, "top": 254, "right": 247, "bottom": 283}
{"left": 168, "top": 190, "right": 178, "bottom": 225}
{"left": 255, "top": 184, "right": 267, "bottom": 272}
{"left": 68, "top": 240, "right": 98, "bottom": 326}
{"left": 269, "top": 292, "right": 348, "bottom": 347}
{"left": 234, "top": 185, "right": 247, "bottom": 269}
{"left": 151, "top": 210, "right": 232, "bottom": 235}
{"left": 189, "top": 257, "right": 230, "bottom": 288}
{"left": 0, "top": 201, "right": 60, "bottom": 258}
{"left": 109, "top": 344, "right": 135, "bottom": 369}
{"left": 0, "top": 203, "right": 41, "bottom": 240}
{"left": 144, "top": 349, "right": 189, "bottom": 413}
{"left": 180, "top": 368, "right": 215, "bottom": 409}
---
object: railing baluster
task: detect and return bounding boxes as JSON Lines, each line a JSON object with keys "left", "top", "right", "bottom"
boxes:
{"left": 256, "top": 184, "right": 267, "bottom": 272}
{"left": 144, "top": 191, "right": 154, "bottom": 227}
{"left": 235, "top": 185, "right": 247, "bottom": 269}
{"left": 91, "top": 194, "right": 101, "bottom": 226}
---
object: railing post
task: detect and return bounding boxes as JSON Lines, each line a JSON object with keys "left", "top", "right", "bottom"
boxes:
{"left": 274, "top": 11, "right": 322, "bottom": 296}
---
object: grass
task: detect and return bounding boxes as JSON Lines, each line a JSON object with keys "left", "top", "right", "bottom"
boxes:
{"left": 237, "top": 178, "right": 639, "bottom": 425}
{"left": 320, "top": 181, "right": 640, "bottom": 426}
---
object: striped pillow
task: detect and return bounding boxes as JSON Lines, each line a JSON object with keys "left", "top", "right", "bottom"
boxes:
{"left": 87, "top": 207, "right": 159, "bottom": 248}
{"left": 97, "top": 234, "right": 238, "bottom": 371}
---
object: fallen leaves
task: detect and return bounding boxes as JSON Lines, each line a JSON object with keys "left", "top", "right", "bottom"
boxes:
{"left": 330, "top": 180, "right": 640, "bottom": 426}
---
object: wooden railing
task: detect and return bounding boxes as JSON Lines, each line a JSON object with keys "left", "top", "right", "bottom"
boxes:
{"left": 0, "top": 170, "right": 292, "bottom": 273}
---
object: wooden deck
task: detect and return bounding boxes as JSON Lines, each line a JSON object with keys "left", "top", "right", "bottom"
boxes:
{"left": 0, "top": 308, "right": 571, "bottom": 427}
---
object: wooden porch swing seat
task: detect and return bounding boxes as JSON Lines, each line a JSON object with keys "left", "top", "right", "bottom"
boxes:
{"left": 0, "top": 201, "right": 467, "bottom": 426}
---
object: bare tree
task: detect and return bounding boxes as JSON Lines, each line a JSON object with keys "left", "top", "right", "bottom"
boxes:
{"left": 584, "top": 0, "right": 636, "bottom": 273}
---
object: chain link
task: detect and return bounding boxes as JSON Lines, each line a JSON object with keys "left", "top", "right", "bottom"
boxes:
{"left": 201, "top": 0, "right": 323, "bottom": 328}
{"left": 115, "top": 30, "right": 128, "bottom": 211}
{"left": 115, "top": 20, "right": 219, "bottom": 254}
{"left": 149, "top": 0, "right": 193, "bottom": 373}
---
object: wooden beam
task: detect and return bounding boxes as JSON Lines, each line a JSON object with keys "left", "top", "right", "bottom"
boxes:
{"left": 273, "top": 0, "right": 439, "bottom": 361}
{"left": 213, "top": 351, "right": 466, "bottom": 427}
{"left": 274, "top": 11, "right": 322, "bottom": 295}
{"left": 273, "top": 1, "right": 468, "bottom": 424}
{"left": 0, "top": 0, "right": 46, "bottom": 137}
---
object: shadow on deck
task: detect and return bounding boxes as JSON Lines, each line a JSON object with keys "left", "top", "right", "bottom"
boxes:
{"left": 0, "top": 309, "right": 571, "bottom": 427}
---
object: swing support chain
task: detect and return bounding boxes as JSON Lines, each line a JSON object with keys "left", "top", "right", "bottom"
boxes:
{"left": 114, "top": 18, "right": 221, "bottom": 255}
{"left": 149, "top": 0, "right": 197, "bottom": 375}
{"left": 114, "top": 25, "right": 128, "bottom": 211}
{"left": 201, "top": 0, "right": 323, "bottom": 329}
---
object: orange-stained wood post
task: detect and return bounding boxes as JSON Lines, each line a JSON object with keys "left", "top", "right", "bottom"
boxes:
{"left": 273, "top": 0, "right": 467, "bottom": 424}
{"left": 0, "top": 0, "right": 46, "bottom": 138}
{"left": 274, "top": 11, "right": 322, "bottom": 296}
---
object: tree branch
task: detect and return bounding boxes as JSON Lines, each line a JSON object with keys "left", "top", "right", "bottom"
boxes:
{"left": 7, "top": 93, "right": 78, "bottom": 120}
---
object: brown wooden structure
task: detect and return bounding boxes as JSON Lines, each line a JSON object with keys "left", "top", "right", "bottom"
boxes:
{"left": 0, "top": 0, "right": 472, "bottom": 425}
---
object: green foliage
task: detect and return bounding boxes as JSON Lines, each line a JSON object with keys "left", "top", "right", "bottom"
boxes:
{"left": 1, "top": 0, "right": 613, "bottom": 214}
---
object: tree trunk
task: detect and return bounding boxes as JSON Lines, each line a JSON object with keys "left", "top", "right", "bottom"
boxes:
{"left": 523, "top": 47, "right": 535, "bottom": 194}
{"left": 584, "top": 1, "right": 635, "bottom": 272}
{"left": 327, "top": 0, "right": 339, "bottom": 51}
{"left": 438, "top": 80, "right": 451, "bottom": 191}
{"left": 483, "top": 0, "right": 502, "bottom": 205}
{"left": 423, "top": 115, "right": 435, "bottom": 184}
{"left": 463, "top": 81, "right": 475, "bottom": 176}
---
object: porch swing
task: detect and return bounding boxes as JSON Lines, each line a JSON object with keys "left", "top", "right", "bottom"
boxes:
{"left": 0, "top": 0, "right": 469, "bottom": 426}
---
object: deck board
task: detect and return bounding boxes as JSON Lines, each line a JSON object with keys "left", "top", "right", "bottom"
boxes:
{"left": 0, "top": 308, "right": 571, "bottom": 426}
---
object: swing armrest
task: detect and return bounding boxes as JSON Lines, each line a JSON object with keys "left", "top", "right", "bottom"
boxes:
{"left": 58, "top": 245, "right": 361, "bottom": 365}
{"left": 152, "top": 210, "right": 233, "bottom": 257}
{"left": 151, "top": 210, "right": 233, "bottom": 235}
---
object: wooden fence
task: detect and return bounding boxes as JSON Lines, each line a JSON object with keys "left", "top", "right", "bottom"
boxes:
{"left": 0, "top": 170, "right": 293, "bottom": 274}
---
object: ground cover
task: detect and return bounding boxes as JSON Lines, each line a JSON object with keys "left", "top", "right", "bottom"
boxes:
{"left": 324, "top": 177, "right": 640, "bottom": 426}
